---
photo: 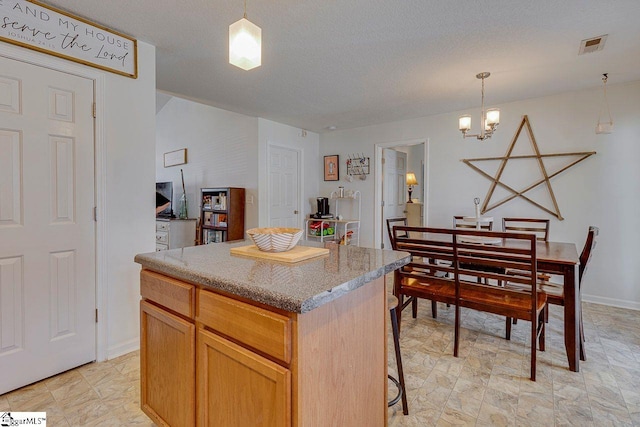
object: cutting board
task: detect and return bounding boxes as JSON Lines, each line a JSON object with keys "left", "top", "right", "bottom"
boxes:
{"left": 230, "top": 244, "right": 330, "bottom": 263}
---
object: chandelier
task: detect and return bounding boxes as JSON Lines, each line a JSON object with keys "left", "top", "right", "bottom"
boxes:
{"left": 458, "top": 72, "right": 500, "bottom": 141}
{"left": 229, "top": 0, "right": 261, "bottom": 71}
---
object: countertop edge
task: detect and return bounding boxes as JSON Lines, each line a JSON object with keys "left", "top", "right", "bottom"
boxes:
{"left": 134, "top": 251, "right": 410, "bottom": 314}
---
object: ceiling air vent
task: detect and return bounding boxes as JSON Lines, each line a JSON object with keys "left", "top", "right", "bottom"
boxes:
{"left": 579, "top": 35, "right": 608, "bottom": 55}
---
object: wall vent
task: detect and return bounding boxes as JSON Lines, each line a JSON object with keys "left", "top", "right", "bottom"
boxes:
{"left": 579, "top": 35, "right": 608, "bottom": 55}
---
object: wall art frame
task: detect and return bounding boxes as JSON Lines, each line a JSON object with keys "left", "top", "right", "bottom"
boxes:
{"left": 164, "top": 148, "right": 187, "bottom": 167}
{"left": 324, "top": 155, "right": 339, "bottom": 181}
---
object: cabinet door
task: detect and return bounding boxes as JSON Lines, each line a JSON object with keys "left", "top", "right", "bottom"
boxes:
{"left": 198, "top": 328, "right": 291, "bottom": 427}
{"left": 140, "top": 301, "right": 196, "bottom": 427}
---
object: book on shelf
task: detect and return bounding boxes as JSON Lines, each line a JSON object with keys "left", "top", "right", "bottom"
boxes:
{"left": 204, "top": 213, "right": 228, "bottom": 227}
{"left": 205, "top": 229, "right": 224, "bottom": 244}
{"left": 204, "top": 211, "right": 213, "bottom": 225}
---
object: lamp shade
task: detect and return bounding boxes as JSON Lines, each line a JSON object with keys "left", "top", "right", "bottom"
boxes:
{"left": 458, "top": 115, "right": 471, "bottom": 131}
{"left": 485, "top": 108, "right": 500, "bottom": 126}
{"left": 229, "top": 17, "right": 261, "bottom": 71}
{"left": 406, "top": 172, "right": 418, "bottom": 186}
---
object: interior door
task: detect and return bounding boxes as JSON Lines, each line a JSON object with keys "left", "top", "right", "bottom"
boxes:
{"left": 382, "top": 149, "right": 407, "bottom": 249}
{"left": 0, "top": 56, "right": 96, "bottom": 394}
{"left": 267, "top": 146, "right": 300, "bottom": 227}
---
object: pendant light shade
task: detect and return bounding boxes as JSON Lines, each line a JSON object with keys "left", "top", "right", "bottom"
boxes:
{"left": 229, "top": 0, "right": 261, "bottom": 71}
{"left": 229, "top": 17, "right": 261, "bottom": 71}
{"left": 595, "top": 73, "right": 613, "bottom": 134}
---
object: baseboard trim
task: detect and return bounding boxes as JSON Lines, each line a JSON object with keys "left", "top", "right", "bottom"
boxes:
{"left": 582, "top": 293, "right": 640, "bottom": 311}
{"left": 107, "top": 337, "right": 140, "bottom": 359}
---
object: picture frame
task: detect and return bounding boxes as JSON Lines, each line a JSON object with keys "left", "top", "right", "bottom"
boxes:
{"left": 164, "top": 148, "right": 187, "bottom": 167}
{"left": 0, "top": 1, "right": 137, "bottom": 78}
{"left": 324, "top": 155, "right": 339, "bottom": 181}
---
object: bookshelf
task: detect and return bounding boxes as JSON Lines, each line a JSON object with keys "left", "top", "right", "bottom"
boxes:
{"left": 200, "top": 187, "right": 245, "bottom": 244}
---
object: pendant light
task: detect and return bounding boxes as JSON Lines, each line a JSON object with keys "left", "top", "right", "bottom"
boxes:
{"left": 229, "top": 0, "right": 261, "bottom": 71}
{"left": 458, "top": 72, "right": 500, "bottom": 141}
{"left": 595, "top": 73, "right": 613, "bottom": 134}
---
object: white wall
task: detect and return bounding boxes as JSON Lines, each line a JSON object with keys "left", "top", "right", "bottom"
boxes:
{"left": 320, "top": 80, "right": 640, "bottom": 309}
{"left": 258, "top": 119, "right": 320, "bottom": 226}
{"left": 104, "top": 41, "right": 157, "bottom": 357}
{"left": 155, "top": 97, "right": 259, "bottom": 229}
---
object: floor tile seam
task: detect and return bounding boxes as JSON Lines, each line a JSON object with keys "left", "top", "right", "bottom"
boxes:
{"left": 584, "top": 388, "right": 635, "bottom": 424}
{"left": 551, "top": 388, "right": 595, "bottom": 424}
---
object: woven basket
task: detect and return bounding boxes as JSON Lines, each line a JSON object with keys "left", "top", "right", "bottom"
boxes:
{"left": 246, "top": 227, "right": 303, "bottom": 252}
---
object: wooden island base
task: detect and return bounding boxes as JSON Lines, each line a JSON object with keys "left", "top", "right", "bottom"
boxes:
{"left": 140, "top": 269, "right": 387, "bottom": 427}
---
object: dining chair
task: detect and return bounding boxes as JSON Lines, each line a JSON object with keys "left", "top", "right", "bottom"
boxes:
{"left": 386, "top": 217, "right": 434, "bottom": 319}
{"left": 454, "top": 215, "right": 499, "bottom": 285}
{"left": 393, "top": 226, "right": 546, "bottom": 381}
{"left": 453, "top": 215, "right": 493, "bottom": 231}
{"left": 386, "top": 217, "right": 408, "bottom": 250}
{"left": 537, "top": 226, "right": 598, "bottom": 361}
{"left": 502, "top": 218, "right": 550, "bottom": 241}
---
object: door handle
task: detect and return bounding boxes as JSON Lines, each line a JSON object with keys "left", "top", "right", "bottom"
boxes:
{"left": 294, "top": 210, "right": 299, "bottom": 214}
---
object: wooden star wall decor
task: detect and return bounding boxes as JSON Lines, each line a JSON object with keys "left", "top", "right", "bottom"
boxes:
{"left": 462, "top": 115, "right": 596, "bottom": 220}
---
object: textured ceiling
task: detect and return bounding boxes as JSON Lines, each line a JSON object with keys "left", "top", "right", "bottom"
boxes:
{"left": 43, "top": 0, "right": 640, "bottom": 133}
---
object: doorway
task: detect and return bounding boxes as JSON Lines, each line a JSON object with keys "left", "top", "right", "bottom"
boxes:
{"left": 0, "top": 55, "right": 98, "bottom": 394}
{"left": 267, "top": 145, "right": 301, "bottom": 227}
{"left": 374, "top": 139, "right": 428, "bottom": 249}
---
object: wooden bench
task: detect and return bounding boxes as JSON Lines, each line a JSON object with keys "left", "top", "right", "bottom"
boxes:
{"left": 392, "top": 226, "right": 547, "bottom": 381}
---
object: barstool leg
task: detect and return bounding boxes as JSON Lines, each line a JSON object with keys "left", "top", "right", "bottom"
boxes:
{"left": 390, "top": 305, "right": 409, "bottom": 415}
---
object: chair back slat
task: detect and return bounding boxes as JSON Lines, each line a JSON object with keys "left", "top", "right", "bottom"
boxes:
{"left": 502, "top": 218, "right": 550, "bottom": 242}
{"left": 579, "top": 226, "right": 599, "bottom": 284}
{"left": 386, "top": 217, "right": 408, "bottom": 250}
{"left": 454, "top": 215, "right": 493, "bottom": 231}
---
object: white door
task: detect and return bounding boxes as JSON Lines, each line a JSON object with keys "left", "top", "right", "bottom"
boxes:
{"left": 0, "top": 56, "right": 96, "bottom": 394}
{"left": 267, "top": 146, "right": 300, "bottom": 227}
{"left": 382, "top": 149, "right": 407, "bottom": 249}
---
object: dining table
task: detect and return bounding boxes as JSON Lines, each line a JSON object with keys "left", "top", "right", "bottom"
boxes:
{"left": 532, "top": 240, "right": 581, "bottom": 372}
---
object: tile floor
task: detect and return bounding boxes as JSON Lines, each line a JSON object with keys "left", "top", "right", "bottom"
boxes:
{"left": 2, "top": 300, "right": 640, "bottom": 426}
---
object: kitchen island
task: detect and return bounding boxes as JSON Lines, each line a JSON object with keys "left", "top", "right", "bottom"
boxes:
{"left": 134, "top": 240, "right": 409, "bottom": 427}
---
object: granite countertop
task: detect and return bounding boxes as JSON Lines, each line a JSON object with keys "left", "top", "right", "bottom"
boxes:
{"left": 134, "top": 240, "right": 410, "bottom": 313}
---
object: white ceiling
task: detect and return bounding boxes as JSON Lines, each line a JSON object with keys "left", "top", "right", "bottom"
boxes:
{"left": 45, "top": 0, "right": 640, "bottom": 133}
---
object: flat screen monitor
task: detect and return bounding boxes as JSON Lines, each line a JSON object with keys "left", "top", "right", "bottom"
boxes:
{"left": 156, "top": 182, "right": 173, "bottom": 218}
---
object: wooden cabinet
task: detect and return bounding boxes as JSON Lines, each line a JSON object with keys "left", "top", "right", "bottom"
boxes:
{"left": 405, "top": 202, "right": 423, "bottom": 227}
{"left": 140, "top": 271, "right": 196, "bottom": 427}
{"left": 140, "top": 269, "right": 387, "bottom": 427}
{"left": 156, "top": 219, "right": 196, "bottom": 251}
{"left": 200, "top": 187, "right": 245, "bottom": 244}
{"left": 140, "top": 300, "right": 195, "bottom": 427}
{"left": 197, "top": 328, "right": 291, "bottom": 427}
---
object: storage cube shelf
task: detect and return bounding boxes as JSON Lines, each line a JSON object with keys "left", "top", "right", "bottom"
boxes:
{"left": 199, "top": 187, "right": 245, "bottom": 244}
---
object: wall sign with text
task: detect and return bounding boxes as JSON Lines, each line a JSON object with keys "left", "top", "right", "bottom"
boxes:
{"left": 0, "top": 0, "right": 137, "bottom": 78}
